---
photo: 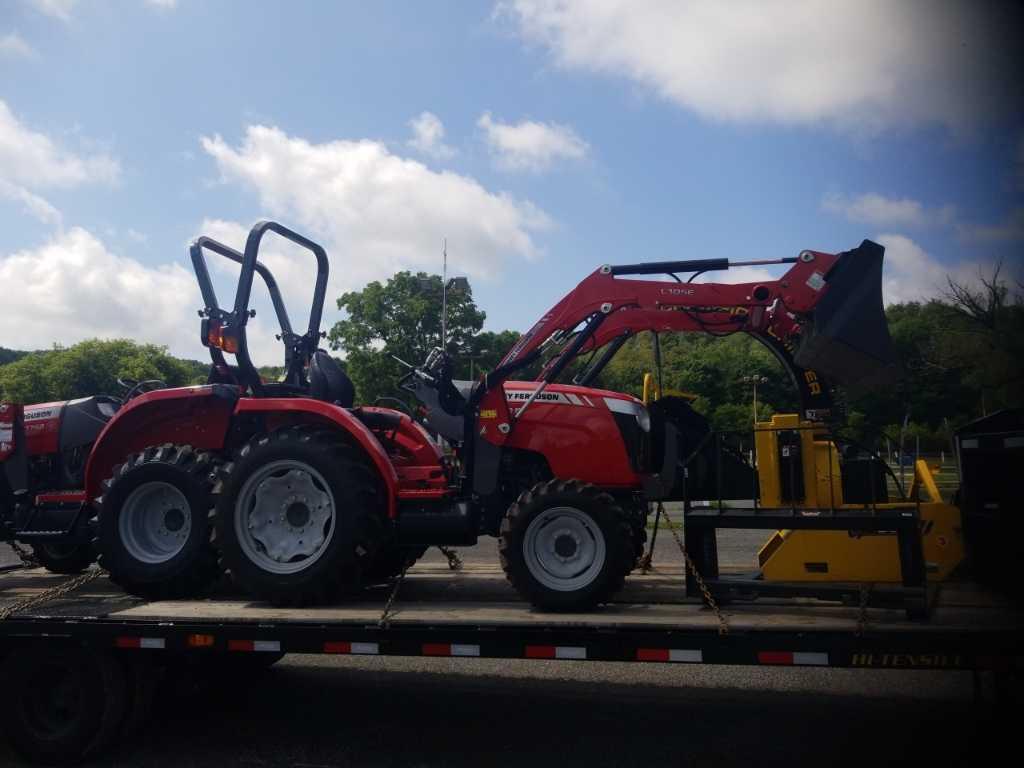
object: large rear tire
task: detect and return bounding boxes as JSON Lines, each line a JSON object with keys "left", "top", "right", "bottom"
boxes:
{"left": 499, "top": 479, "right": 633, "bottom": 611}
{"left": 31, "top": 539, "right": 95, "bottom": 575}
{"left": 215, "top": 426, "right": 385, "bottom": 606}
{"left": 97, "top": 445, "right": 221, "bottom": 599}
{"left": 0, "top": 647, "right": 128, "bottom": 765}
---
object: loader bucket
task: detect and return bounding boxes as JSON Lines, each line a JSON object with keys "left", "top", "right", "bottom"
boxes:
{"left": 793, "top": 240, "right": 900, "bottom": 396}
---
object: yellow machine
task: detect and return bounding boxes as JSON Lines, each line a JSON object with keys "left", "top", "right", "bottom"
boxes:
{"left": 752, "top": 414, "right": 963, "bottom": 582}
{"left": 641, "top": 373, "right": 697, "bottom": 405}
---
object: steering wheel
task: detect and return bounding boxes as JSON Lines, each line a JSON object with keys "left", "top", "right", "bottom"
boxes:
{"left": 373, "top": 396, "right": 415, "bottom": 419}
{"left": 117, "top": 377, "right": 168, "bottom": 402}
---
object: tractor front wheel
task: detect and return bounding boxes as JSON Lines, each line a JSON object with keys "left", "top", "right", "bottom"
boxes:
{"left": 216, "top": 426, "right": 385, "bottom": 606}
{"left": 499, "top": 479, "right": 633, "bottom": 611}
{"left": 97, "top": 445, "right": 221, "bottom": 599}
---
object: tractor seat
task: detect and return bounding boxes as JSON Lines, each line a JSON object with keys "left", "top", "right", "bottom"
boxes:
{"left": 309, "top": 350, "right": 355, "bottom": 408}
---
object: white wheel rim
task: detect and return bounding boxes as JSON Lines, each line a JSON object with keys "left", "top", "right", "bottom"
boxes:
{"left": 234, "top": 459, "right": 336, "bottom": 575}
{"left": 522, "top": 506, "right": 606, "bottom": 592}
{"left": 119, "top": 481, "right": 192, "bottom": 564}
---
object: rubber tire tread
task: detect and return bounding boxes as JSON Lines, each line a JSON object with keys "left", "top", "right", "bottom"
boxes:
{"left": 97, "top": 444, "right": 221, "bottom": 599}
{"left": 31, "top": 539, "right": 96, "bottom": 575}
{"left": 499, "top": 478, "right": 634, "bottom": 611}
{"left": 215, "top": 425, "right": 386, "bottom": 606}
{"left": 0, "top": 647, "right": 128, "bottom": 765}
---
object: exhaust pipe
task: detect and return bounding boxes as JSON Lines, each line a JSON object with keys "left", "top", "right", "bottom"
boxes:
{"left": 794, "top": 240, "right": 901, "bottom": 396}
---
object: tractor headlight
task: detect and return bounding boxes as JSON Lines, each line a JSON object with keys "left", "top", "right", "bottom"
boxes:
{"left": 605, "top": 397, "right": 651, "bottom": 433}
{"left": 635, "top": 405, "right": 651, "bottom": 433}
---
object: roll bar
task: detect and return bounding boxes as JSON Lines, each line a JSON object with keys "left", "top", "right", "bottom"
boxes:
{"left": 190, "top": 236, "right": 294, "bottom": 335}
{"left": 190, "top": 221, "right": 330, "bottom": 395}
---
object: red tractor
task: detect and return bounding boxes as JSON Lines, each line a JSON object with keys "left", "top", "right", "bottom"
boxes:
{"left": 84, "top": 221, "right": 896, "bottom": 609}
{"left": 0, "top": 380, "right": 168, "bottom": 572}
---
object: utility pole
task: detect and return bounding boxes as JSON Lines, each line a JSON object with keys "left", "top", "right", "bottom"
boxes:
{"left": 741, "top": 374, "right": 768, "bottom": 423}
{"left": 440, "top": 238, "right": 447, "bottom": 351}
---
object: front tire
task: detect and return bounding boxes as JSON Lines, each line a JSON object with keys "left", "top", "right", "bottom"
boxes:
{"left": 97, "top": 445, "right": 221, "bottom": 599}
{"left": 499, "top": 479, "right": 633, "bottom": 611}
{"left": 216, "top": 426, "right": 385, "bottom": 606}
{"left": 31, "top": 539, "right": 95, "bottom": 575}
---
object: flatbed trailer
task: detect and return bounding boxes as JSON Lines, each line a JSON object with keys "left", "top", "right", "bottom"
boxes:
{"left": 0, "top": 560, "right": 1021, "bottom": 764}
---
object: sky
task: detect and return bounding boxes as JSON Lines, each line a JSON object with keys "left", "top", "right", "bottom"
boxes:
{"left": 0, "top": 0, "right": 1021, "bottom": 365}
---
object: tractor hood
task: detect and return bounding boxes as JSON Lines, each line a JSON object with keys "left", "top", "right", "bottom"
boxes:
{"left": 793, "top": 239, "right": 901, "bottom": 396}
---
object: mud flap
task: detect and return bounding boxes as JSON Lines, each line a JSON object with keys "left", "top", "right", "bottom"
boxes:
{"left": 794, "top": 239, "right": 900, "bottom": 395}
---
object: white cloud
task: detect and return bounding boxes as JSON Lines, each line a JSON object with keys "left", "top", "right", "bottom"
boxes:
{"left": 501, "top": 0, "right": 1020, "bottom": 132}
{"left": 477, "top": 112, "right": 588, "bottom": 171}
{"left": 407, "top": 111, "right": 455, "bottom": 160}
{"left": 28, "top": 0, "right": 77, "bottom": 22}
{"left": 200, "top": 125, "right": 551, "bottom": 292}
{"left": 0, "top": 33, "right": 35, "bottom": 58}
{"left": 0, "top": 227, "right": 203, "bottom": 357}
{"left": 0, "top": 179, "right": 61, "bottom": 226}
{"left": 959, "top": 207, "right": 1024, "bottom": 242}
{"left": 822, "top": 192, "right": 955, "bottom": 228}
{"left": 874, "top": 233, "right": 1003, "bottom": 306}
{"left": 0, "top": 99, "right": 120, "bottom": 189}
{"left": 145, "top": 0, "right": 178, "bottom": 8}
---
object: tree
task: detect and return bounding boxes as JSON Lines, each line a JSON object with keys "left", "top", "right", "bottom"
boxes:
{"left": 0, "top": 339, "right": 196, "bottom": 404}
{"left": 0, "top": 347, "right": 27, "bottom": 366}
{"left": 328, "top": 271, "right": 488, "bottom": 403}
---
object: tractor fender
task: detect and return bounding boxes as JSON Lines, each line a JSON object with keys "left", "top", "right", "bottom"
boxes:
{"left": 233, "top": 398, "right": 400, "bottom": 518}
{"left": 84, "top": 385, "right": 238, "bottom": 502}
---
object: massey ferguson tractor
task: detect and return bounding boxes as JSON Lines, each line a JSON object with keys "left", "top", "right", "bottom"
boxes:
{"left": 0, "top": 380, "right": 167, "bottom": 573}
{"left": 80, "top": 221, "right": 896, "bottom": 610}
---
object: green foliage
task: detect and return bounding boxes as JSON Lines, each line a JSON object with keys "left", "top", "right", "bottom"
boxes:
{"left": 0, "top": 347, "right": 27, "bottom": 366}
{"left": 0, "top": 339, "right": 196, "bottom": 404}
{"left": 328, "top": 271, "right": 489, "bottom": 403}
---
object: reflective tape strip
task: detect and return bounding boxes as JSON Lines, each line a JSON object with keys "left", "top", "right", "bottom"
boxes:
{"left": 115, "top": 637, "right": 165, "bottom": 649}
{"left": 758, "top": 651, "right": 829, "bottom": 666}
{"left": 961, "top": 439, "right": 979, "bottom": 449}
{"left": 757, "top": 651, "right": 793, "bottom": 665}
{"left": 526, "top": 645, "right": 586, "bottom": 660}
{"left": 423, "top": 643, "right": 481, "bottom": 657}
{"left": 792, "top": 652, "right": 829, "bottom": 666}
{"left": 324, "top": 641, "right": 379, "bottom": 655}
{"left": 228, "top": 640, "right": 281, "bottom": 653}
{"left": 637, "top": 648, "right": 703, "bottom": 663}
{"left": 1005, "top": 437, "right": 1024, "bottom": 448}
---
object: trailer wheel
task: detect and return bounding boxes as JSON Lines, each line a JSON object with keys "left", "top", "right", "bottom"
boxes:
{"left": 31, "top": 539, "right": 95, "bottom": 575}
{"left": 0, "top": 647, "right": 128, "bottom": 765}
{"left": 216, "top": 426, "right": 385, "bottom": 606}
{"left": 362, "top": 546, "right": 427, "bottom": 584}
{"left": 500, "top": 479, "right": 633, "bottom": 611}
{"left": 98, "top": 445, "right": 221, "bottom": 599}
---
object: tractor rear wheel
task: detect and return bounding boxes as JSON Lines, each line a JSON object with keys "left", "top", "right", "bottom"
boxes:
{"left": 499, "top": 479, "right": 633, "bottom": 611}
{"left": 215, "top": 426, "right": 385, "bottom": 606}
{"left": 0, "top": 647, "right": 128, "bottom": 765}
{"left": 97, "top": 445, "right": 221, "bottom": 599}
{"left": 31, "top": 539, "right": 95, "bottom": 575}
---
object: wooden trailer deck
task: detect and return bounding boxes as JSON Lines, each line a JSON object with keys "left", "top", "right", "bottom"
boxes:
{"left": 1, "top": 562, "right": 1021, "bottom": 670}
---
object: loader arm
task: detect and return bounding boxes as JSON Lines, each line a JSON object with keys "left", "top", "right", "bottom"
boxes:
{"left": 486, "top": 240, "right": 898, "bottom": 423}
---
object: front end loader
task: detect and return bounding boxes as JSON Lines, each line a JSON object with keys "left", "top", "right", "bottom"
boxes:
{"left": 88, "top": 221, "right": 903, "bottom": 611}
